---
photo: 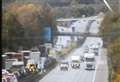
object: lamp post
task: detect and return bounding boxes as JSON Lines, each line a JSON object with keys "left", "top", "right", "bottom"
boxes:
{"left": 102, "top": 0, "right": 113, "bottom": 13}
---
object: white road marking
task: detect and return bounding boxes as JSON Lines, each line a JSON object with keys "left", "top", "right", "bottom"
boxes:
{"left": 92, "top": 57, "right": 99, "bottom": 82}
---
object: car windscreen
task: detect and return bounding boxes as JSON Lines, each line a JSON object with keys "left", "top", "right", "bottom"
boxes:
{"left": 86, "top": 58, "right": 95, "bottom": 62}
{"left": 24, "top": 52, "right": 30, "bottom": 56}
{"left": 72, "top": 60, "right": 79, "bottom": 63}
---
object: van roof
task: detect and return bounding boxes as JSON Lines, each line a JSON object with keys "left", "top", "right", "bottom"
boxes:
{"left": 12, "top": 61, "right": 24, "bottom": 65}
{"left": 20, "top": 50, "right": 31, "bottom": 53}
{"left": 84, "top": 53, "right": 95, "bottom": 58}
{"left": 27, "top": 59, "right": 35, "bottom": 64}
{"left": 4, "top": 52, "right": 16, "bottom": 55}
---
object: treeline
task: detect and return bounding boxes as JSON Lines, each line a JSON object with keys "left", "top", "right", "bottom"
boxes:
{"left": 54, "top": 6, "right": 97, "bottom": 18}
{"left": 100, "top": 10, "right": 120, "bottom": 82}
{"left": 2, "top": 3, "right": 57, "bottom": 52}
{"left": 2, "top": 0, "right": 104, "bottom": 18}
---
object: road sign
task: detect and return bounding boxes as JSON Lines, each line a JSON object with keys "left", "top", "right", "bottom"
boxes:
{"left": 43, "top": 27, "right": 53, "bottom": 43}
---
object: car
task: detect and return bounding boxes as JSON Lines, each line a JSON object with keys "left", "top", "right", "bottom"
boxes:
{"left": 84, "top": 46, "right": 89, "bottom": 53}
{"left": 89, "top": 44, "right": 99, "bottom": 56}
{"left": 60, "top": 61, "right": 69, "bottom": 71}
{"left": 2, "top": 69, "right": 18, "bottom": 82}
{"left": 92, "top": 48, "right": 99, "bottom": 56}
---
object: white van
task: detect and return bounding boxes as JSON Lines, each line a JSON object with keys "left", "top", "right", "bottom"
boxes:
{"left": 84, "top": 53, "right": 95, "bottom": 70}
{"left": 71, "top": 56, "right": 80, "bottom": 69}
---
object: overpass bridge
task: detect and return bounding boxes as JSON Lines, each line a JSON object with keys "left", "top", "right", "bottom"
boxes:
{"left": 55, "top": 19, "right": 100, "bottom": 37}
{"left": 55, "top": 32, "right": 100, "bottom": 37}
{"left": 56, "top": 16, "right": 97, "bottom": 26}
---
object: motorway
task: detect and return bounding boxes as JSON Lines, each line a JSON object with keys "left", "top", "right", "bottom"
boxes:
{"left": 39, "top": 37, "right": 108, "bottom": 82}
{"left": 38, "top": 16, "right": 108, "bottom": 82}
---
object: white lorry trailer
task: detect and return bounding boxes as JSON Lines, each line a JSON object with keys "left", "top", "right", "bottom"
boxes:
{"left": 30, "top": 51, "right": 41, "bottom": 70}
{"left": 71, "top": 56, "right": 80, "bottom": 69}
{"left": 84, "top": 53, "right": 95, "bottom": 70}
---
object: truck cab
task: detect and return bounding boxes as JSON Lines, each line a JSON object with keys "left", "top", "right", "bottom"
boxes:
{"left": 84, "top": 53, "right": 95, "bottom": 70}
{"left": 71, "top": 56, "right": 80, "bottom": 69}
{"left": 20, "top": 50, "right": 31, "bottom": 59}
{"left": 20, "top": 50, "right": 31, "bottom": 66}
{"left": 11, "top": 61, "right": 26, "bottom": 78}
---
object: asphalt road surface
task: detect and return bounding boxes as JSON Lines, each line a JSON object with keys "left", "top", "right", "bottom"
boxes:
{"left": 38, "top": 16, "right": 108, "bottom": 82}
{"left": 39, "top": 37, "right": 108, "bottom": 82}
{"left": 94, "top": 48, "right": 108, "bottom": 82}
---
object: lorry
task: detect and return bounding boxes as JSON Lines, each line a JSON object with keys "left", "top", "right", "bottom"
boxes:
{"left": 30, "top": 50, "right": 41, "bottom": 70}
{"left": 20, "top": 50, "right": 31, "bottom": 59}
{"left": 5, "top": 59, "right": 18, "bottom": 70}
{"left": 84, "top": 53, "right": 95, "bottom": 70}
{"left": 20, "top": 50, "right": 31, "bottom": 66}
{"left": 10, "top": 61, "right": 26, "bottom": 78}
{"left": 4, "top": 52, "right": 28, "bottom": 78}
{"left": 81, "top": 46, "right": 89, "bottom": 62}
{"left": 71, "top": 56, "right": 80, "bottom": 69}
{"left": 21, "top": 50, "right": 41, "bottom": 71}
{"left": 4, "top": 52, "right": 24, "bottom": 61}
{"left": 2, "top": 55, "right": 7, "bottom": 69}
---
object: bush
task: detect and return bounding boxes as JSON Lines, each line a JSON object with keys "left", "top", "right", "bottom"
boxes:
{"left": 113, "top": 73, "right": 120, "bottom": 82}
{"left": 100, "top": 9, "right": 120, "bottom": 82}
{"left": 2, "top": 3, "right": 57, "bottom": 52}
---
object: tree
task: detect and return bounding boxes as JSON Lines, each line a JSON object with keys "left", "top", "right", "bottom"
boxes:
{"left": 2, "top": 3, "right": 57, "bottom": 52}
{"left": 100, "top": 11, "right": 120, "bottom": 44}
{"left": 2, "top": 11, "right": 24, "bottom": 52}
{"left": 100, "top": 9, "right": 120, "bottom": 82}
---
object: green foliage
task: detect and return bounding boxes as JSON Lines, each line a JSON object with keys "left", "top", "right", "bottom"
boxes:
{"left": 108, "top": 37, "right": 120, "bottom": 71}
{"left": 79, "top": 7, "right": 95, "bottom": 16}
{"left": 100, "top": 10, "right": 120, "bottom": 82}
{"left": 100, "top": 11, "right": 120, "bottom": 43}
{"left": 113, "top": 73, "right": 120, "bottom": 82}
{"left": 2, "top": 3, "right": 57, "bottom": 52}
{"left": 2, "top": 11, "right": 24, "bottom": 51}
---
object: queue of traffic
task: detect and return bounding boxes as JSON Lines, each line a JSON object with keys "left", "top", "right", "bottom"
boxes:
{"left": 2, "top": 43, "right": 101, "bottom": 82}
{"left": 2, "top": 49, "right": 56, "bottom": 82}
{"left": 59, "top": 43, "right": 100, "bottom": 71}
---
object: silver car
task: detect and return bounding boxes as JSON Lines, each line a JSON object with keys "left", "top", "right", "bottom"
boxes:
{"left": 60, "top": 61, "right": 69, "bottom": 71}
